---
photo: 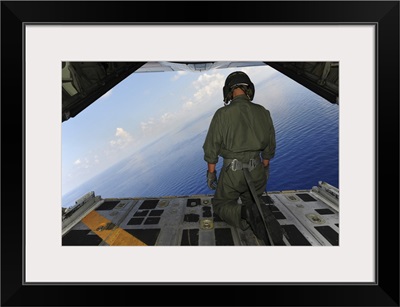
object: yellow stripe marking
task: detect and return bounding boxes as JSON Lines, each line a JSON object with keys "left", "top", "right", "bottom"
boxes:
{"left": 82, "top": 211, "right": 147, "bottom": 246}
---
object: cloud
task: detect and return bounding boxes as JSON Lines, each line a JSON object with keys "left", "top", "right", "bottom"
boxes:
{"left": 140, "top": 118, "right": 155, "bottom": 135}
{"left": 179, "top": 72, "right": 225, "bottom": 112}
{"left": 110, "top": 127, "right": 134, "bottom": 148}
{"left": 139, "top": 113, "right": 177, "bottom": 139}
{"left": 172, "top": 71, "right": 188, "bottom": 81}
{"left": 72, "top": 156, "right": 92, "bottom": 170}
{"left": 161, "top": 112, "right": 175, "bottom": 123}
{"left": 183, "top": 100, "right": 194, "bottom": 110}
{"left": 115, "top": 127, "right": 129, "bottom": 138}
{"left": 192, "top": 73, "right": 224, "bottom": 101}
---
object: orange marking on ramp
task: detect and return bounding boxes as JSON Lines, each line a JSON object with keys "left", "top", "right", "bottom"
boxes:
{"left": 82, "top": 210, "right": 147, "bottom": 246}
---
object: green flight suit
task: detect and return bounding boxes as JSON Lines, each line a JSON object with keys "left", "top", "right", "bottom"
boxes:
{"left": 203, "top": 94, "right": 276, "bottom": 230}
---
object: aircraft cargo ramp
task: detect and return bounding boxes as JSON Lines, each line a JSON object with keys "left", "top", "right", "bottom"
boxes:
{"left": 62, "top": 181, "right": 339, "bottom": 247}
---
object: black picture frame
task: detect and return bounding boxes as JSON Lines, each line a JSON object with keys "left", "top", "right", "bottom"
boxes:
{"left": 1, "top": 1, "right": 399, "bottom": 306}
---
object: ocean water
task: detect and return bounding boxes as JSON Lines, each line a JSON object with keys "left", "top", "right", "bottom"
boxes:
{"left": 62, "top": 74, "right": 339, "bottom": 207}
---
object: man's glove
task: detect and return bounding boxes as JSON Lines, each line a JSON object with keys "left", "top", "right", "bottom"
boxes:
{"left": 263, "top": 160, "right": 270, "bottom": 182}
{"left": 206, "top": 170, "right": 218, "bottom": 190}
{"left": 264, "top": 165, "right": 270, "bottom": 182}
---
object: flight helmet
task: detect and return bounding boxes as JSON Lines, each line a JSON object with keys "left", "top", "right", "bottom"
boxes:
{"left": 223, "top": 71, "right": 255, "bottom": 104}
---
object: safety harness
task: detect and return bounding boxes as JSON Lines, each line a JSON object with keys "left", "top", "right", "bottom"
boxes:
{"left": 224, "top": 158, "right": 275, "bottom": 245}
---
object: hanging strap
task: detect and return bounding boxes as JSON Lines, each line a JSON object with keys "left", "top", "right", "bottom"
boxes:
{"left": 242, "top": 168, "right": 274, "bottom": 246}
{"left": 224, "top": 158, "right": 281, "bottom": 245}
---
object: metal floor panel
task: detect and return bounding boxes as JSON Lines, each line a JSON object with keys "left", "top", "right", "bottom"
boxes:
{"left": 62, "top": 183, "right": 339, "bottom": 246}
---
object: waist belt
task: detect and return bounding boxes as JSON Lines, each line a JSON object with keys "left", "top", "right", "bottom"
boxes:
{"left": 224, "top": 158, "right": 261, "bottom": 172}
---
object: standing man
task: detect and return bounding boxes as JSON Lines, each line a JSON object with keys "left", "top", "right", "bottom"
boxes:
{"left": 203, "top": 71, "right": 283, "bottom": 245}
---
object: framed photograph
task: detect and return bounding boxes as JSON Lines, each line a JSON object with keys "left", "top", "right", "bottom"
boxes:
{"left": 2, "top": 1, "right": 399, "bottom": 306}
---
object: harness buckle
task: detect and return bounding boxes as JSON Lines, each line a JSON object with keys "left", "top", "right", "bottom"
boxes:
{"left": 248, "top": 159, "right": 257, "bottom": 171}
{"left": 230, "top": 159, "right": 241, "bottom": 171}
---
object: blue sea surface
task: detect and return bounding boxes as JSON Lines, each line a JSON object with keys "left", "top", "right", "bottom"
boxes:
{"left": 62, "top": 74, "right": 339, "bottom": 207}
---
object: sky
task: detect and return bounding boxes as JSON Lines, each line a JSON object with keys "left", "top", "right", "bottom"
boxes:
{"left": 62, "top": 64, "right": 280, "bottom": 195}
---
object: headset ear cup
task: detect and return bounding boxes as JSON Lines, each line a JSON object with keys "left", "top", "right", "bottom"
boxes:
{"left": 228, "top": 92, "right": 232, "bottom": 101}
{"left": 248, "top": 88, "right": 254, "bottom": 100}
{"left": 248, "top": 82, "right": 255, "bottom": 100}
